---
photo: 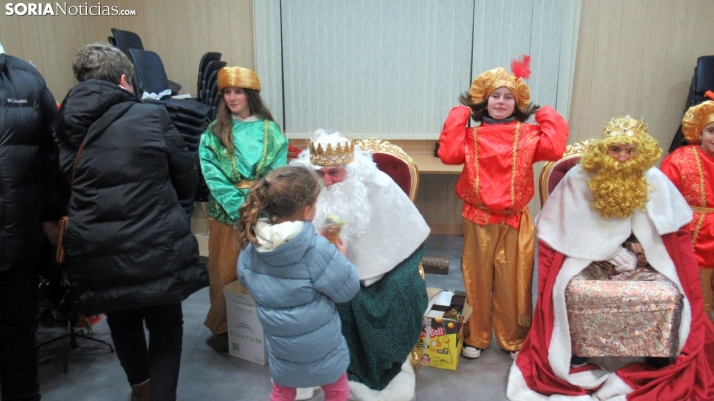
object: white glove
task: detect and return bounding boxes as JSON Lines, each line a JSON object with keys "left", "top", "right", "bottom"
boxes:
{"left": 608, "top": 247, "right": 637, "bottom": 273}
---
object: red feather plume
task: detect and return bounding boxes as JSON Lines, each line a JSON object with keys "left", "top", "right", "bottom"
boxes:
{"left": 511, "top": 55, "right": 531, "bottom": 80}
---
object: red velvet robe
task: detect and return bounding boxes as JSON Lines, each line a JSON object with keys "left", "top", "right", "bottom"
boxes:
{"left": 514, "top": 230, "right": 714, "bottom": 400}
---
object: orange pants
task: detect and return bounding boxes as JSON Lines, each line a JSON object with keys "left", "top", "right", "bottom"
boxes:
{"left": 203, "top": 218, "right": 246, "bottom": 334}
{"left": 462, "top": 220, "right": 529, "bottom": 352}
{"left": 700, "top": 268, "right": 714, "bottom": 322}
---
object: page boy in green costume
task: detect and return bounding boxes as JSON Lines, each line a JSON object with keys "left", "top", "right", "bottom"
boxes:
{"left": 199, "top": 66, "right": 287, "bottom": 352}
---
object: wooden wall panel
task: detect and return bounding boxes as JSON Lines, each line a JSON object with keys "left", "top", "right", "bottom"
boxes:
{"left": 569, "top": 0, "right": 714, "bottom": 151}
{"left": 0, "top": 0, "right": 254, "bottom": 100}
{"left": 0, "top": 13, "right": 107, "bottom": 101}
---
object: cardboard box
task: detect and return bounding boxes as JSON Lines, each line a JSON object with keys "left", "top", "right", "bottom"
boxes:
{"left": 417, "top": 288, "right": 472, "bottom": 371}
{"left": 223, "top": 281, "right": 268, "bottom": 365}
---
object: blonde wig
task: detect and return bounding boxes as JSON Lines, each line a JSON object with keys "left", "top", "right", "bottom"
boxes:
{"left": 580, "top": 133, "right": 662, "bottom": 219}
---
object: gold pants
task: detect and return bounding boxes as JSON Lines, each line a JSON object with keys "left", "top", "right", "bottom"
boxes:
{"left": 203, "top": 218, "right": 246, "bottom": 334}
{"left": 462, "top": 220, "right": 529, "bottom": 351}
{"left": 700, "top": 268, "right": 714, "bottom": 322}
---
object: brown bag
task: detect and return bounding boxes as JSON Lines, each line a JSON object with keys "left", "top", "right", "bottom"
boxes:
{"left": 56, "top": 216, "right": 69, "bottom": 264}
{"left": 56, "top": 137, "right": 88, "bottom": 265}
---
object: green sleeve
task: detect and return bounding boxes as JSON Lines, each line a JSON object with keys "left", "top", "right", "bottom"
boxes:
{"left": 258, "top": 121, "right": 289, "bottom": 176}
{"left": 199, "top": 133, "right": 247, "bottom": 221}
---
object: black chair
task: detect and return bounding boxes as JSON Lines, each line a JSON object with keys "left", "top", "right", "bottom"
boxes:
{"left": 197, "top": 52, "right": 221, "bottom": 102}
{"left": 669, "top": 55, "right": 714, "bottom": 152}
{"left": 107, "top": 36, "right": 116, "bottom": 46}
{"left": 111, "top": 28, "right": 182, "bottom": 95}
{"left": 201, "top": 61, "right": 226, "bottom": 105}
{"left": 129, "top": 49, "right": 173, "bottom": 99}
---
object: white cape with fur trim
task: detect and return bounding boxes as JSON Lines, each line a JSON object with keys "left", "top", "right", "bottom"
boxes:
{"left": 346, "top": 170, "right": 430, "bottom": 286}
{"left": 507, "top": 166, "right": 693, "bottom": 400}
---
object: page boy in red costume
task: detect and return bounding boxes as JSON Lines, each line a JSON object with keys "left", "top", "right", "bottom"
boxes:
{"left": 438, "top": 57, "right": 568, "bottom": 359}
{"left": 661, "top": 93, "right": 714, "bottom": 322}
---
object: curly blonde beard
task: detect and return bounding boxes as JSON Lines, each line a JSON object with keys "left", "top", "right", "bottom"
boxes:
{"left": 580, "top": 135, "right": 661, "bottom": 219}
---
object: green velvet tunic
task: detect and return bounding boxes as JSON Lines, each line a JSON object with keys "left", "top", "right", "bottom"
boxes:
{"left": 199, "top": 118, "right": 287, "bottom": 225}
{"left": 336, "top": 244, "right": 427, "bottom": 390}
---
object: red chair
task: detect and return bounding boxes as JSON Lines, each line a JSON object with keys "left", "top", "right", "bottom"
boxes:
{"left": 539, "top": 139, "right": 597, "bottom": 207}
{"left": 355, "top": 138, "right": 419, "bottom": 202}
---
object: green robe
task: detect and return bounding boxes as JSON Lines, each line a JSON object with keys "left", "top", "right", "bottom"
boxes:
{"left": 199, "top": 118, "right": 288, "bottom": 225}
{"left": 337, "top": 244, "right": 427, "bottom": 390}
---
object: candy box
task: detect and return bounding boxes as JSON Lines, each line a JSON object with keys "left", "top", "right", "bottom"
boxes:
{"left": 417, "top": 288, "right": 472, "bottom": 371}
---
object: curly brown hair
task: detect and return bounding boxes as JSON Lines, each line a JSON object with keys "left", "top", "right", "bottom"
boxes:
{"left": 236, "top": 165, "right": 321, "bottom": 249}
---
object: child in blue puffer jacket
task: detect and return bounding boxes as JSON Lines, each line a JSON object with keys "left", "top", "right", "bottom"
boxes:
{"left": 236, "top": 165, "right": 360, "bottom": 401}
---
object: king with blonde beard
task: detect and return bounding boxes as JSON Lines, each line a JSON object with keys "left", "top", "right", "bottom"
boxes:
{"left": 507, "top": 116, "right": 714, "bottom": 400}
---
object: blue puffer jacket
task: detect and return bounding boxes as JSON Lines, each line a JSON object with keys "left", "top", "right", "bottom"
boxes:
{"left": 238, "top": 222, "right": 359, "bottom": 388}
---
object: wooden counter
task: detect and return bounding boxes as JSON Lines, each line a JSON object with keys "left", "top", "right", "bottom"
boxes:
{"left": 410, "top": 153, "right": 462, "bottom": 175}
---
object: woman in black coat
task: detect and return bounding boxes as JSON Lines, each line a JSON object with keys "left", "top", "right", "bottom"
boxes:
{"left": 55, "top": 43, "right": 207, "bottom": 401}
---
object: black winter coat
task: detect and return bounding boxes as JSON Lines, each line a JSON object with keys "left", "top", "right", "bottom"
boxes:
{"left": 55, "top": 79, "right": 207, "bottom": 314}
{"left": 0, "top": 53, "right": 62, "bottom": 271}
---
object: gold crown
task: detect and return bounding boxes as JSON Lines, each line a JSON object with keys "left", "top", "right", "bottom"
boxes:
{"left": 309, "top": 137, "right": 355, "bottom": 166}
{"left": 602, "top": 116, "right": 648, "bottom": 139}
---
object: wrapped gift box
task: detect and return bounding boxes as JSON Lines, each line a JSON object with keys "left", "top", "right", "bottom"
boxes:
{"left": 566, "top": 276, "right": 683, "bottom": 358}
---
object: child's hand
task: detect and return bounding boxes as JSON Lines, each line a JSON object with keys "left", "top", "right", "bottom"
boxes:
{"left": 334, "top": 237, "right": 348, "bottom": 257}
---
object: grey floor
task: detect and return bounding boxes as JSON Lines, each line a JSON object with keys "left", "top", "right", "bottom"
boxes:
{"left": 35, "top": 235, "right": 515, "bottom": 401}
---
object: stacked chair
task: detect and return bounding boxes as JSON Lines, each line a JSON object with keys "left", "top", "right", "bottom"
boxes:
{"left": 669, "top": 55, "right": 714, "bottom": 152}
{"left": 196, "top": 56, "right": 226, "bottom": 120}
{"left": 125, "top": 47, "right": 212, "bottom": 208}
{"left": 110, "top": 28, "right": 182, "bottom": 95}
{"left": 196, "top": 52, "right": 222, "bottom": 102}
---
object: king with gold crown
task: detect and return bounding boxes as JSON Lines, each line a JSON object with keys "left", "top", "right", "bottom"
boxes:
{"left": 508, "top": 116, "right": 714, "bottom": 399}
{"left": 292, "top": 129, "right": 430, "bottom": 401}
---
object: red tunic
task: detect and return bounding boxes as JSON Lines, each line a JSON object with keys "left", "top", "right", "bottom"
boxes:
{"left": 438, "top": 105, "right": 568, "bottom": 229}
{"left": 661, "top": 145, "right": 714, "bottom": 268}
{"left": 514, "top": 231, "right": 714, "bottom": 400}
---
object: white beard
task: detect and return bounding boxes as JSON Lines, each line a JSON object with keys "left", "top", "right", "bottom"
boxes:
{"left": 313, "top": 173, "right": 372, "bottom": 243}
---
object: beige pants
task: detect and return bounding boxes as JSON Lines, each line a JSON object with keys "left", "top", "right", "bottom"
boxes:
{"left": 700, "top": 268, "right": 714, "bottom": 322}
{"left": 203, "top": 218, "right": 246, "bottom": 334}
{"left": 462, "top": 220, "right": 529, "bottom": 352}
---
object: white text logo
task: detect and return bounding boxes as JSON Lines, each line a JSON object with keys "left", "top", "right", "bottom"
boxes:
{"left": 5, "top": 3, "right": 137, "bottom": 16}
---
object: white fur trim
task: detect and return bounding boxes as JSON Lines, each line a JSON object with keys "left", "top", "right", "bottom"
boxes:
{"left": 0, "top": 42, "right": 4, "bottom": 54}
{"left": 536, "top": 166, "right": 692, "bottom": 261}
{"left": 593, "top": 374, "right": 633, "bottom": 400}
{"left": 642, "top": 168, "right": 693, "bottom": 235}
{"left": 549, "top": 258, "right": 612, "bottom": 388}
{"left": 506, "top": 362, "right": 598, "bottom": 400}
{"left": 348, "top": 359, "right": 415, "bottom": 401}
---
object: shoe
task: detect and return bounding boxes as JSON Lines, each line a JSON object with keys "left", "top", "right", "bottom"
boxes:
{"left": 461, "top": 345, "right": 482, "bottom": 359}
{"left": 510, "top": 351, "right": 519, "bottom": 360}
{"left": 131, "top": 378, "right": 150, "bottom": 401}
{"left": 570, "top": 355, "right": 588, "bottom": 368}
{"left": 206, "top": 332, "right": 229, "bottom": 353}
{"left": 295, "top": 387, "right": 316, "bottom": 400}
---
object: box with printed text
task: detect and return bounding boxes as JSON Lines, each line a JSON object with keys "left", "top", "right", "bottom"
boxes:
{"left": 417, "top": 288, "right": 472, "bottom": 371}
{"left": 223, "top": 281, "right": 268, "bottom": 365}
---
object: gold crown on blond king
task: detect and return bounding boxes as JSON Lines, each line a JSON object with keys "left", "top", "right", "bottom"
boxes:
{"left": 602, "top": 115, "right": 648, "bottom": 139}
{"left": 309, "top": 137, "right": 355, "bottom": 166}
